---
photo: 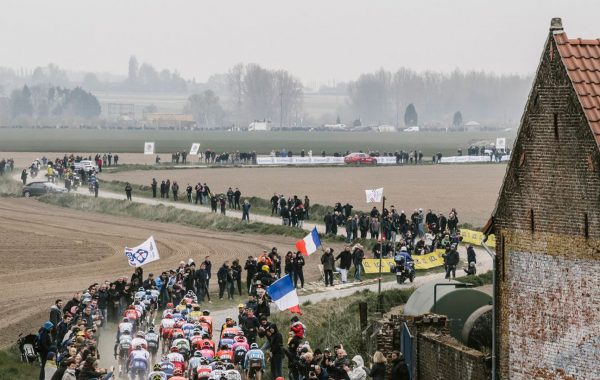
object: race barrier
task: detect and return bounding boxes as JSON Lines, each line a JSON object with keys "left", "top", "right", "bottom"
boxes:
{"left": 460, "top": 228, "right": 496, "bottom": 248}
{"left": 362, "top": 249, "right": 446, "bottom": 273}
{"left": 440, "top": 155, "right": 510, "bottom": 164}
{"left": 256, "top": 155, "right": 399, "bottom": 165}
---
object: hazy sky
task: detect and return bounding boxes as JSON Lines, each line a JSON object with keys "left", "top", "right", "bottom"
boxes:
{"left": 0, "top": 0, "right": 597, "bottom": 84}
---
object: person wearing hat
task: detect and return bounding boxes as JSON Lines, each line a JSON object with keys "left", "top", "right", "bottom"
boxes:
{"left": 36, "top": 321, "right": 54, "bottom": 380}
{"left": 390, "top": 350, "right": 409, "bottom": 379}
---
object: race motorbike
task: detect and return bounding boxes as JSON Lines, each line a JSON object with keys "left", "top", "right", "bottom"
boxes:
{"left": 393, "top": 258, "right": 416, "bottom": 284}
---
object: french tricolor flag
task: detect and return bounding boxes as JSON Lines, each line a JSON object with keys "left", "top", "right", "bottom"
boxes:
{"left": 295, "top": 227, "right": 321, "bottom": 256}
{"left": 267, "top": 275, "right": 302, "bottom": 314}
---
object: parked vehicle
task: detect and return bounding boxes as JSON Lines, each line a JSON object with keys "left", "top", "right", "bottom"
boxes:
{"left": 74, "top": 160, "right": 98, "bottom": 172}
{"left": 343, "top": 152, "right": 378, "bottom": 165}
{"left": 22, "top": 182, "right": 68, "bottom": 197}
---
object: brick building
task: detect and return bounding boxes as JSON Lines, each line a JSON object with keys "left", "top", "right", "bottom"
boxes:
{"left": 488, "top": 18, "right": 600, "bottom": 379}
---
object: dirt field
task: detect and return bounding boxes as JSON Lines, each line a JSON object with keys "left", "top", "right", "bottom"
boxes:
{"left": 104, "top": 164, "right": 506, "bottom": 226}
{"left": 0, "top": 198, "right": 332, "bottom": 348}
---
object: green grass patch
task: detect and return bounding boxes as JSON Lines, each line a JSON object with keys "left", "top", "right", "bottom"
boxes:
{"left": 0, "top": 347, "right": 39, "bottom": 380}
{"left": 454, "top": 270, "right": 493, "bottom": 286}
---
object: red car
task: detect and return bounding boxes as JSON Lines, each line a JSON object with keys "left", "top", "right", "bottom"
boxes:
{"left": 344, "top": 153, "right": 378, "bottom": 165}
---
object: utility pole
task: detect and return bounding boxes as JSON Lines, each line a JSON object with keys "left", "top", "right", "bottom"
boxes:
{"left": 377, "top": 196, "right": 386, "bottom": 313}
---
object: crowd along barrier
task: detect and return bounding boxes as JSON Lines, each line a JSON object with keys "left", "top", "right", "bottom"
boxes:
{"left": 256, "top": 156, "right": 399, "bottom": 165}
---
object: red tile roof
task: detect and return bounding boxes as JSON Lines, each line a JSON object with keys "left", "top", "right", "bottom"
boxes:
{"left": 554, "top": 32, "right": 600, "bottom": 138}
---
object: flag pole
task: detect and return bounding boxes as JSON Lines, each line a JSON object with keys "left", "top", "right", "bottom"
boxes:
{"left": 377, "top": 195, "right": 386, "bottom": 313}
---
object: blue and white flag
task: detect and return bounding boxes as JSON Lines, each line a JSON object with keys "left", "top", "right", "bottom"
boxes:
{"left": 124, "top": 236, "right": 160, "bottom": 267}
{"left": 267, "top": 275, "right": 302, "bottom": 314}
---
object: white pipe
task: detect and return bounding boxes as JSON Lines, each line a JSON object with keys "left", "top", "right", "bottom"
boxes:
{"left": 481, "top": 235, "right": 496, "bottom": 380}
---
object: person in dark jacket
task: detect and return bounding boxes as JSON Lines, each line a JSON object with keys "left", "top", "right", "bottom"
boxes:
{"left": 321, "top": 248, "right": 335, "bottom": 286}
{"left": 78, "top": 356, "right": 111, "bottom": 380}
{"left": 335, "top": 246, "right": 353, "bottom": 284}
{"left": 231, "top": 259, "right": 243, "bottom": 296}
{"left": 244, "top": 256, "right": 257, "bottom": 293}
{"left": 124, "top": 182, "right": 132, "bottom": 201}
{"left": 36, "top": 321, "right": 54, "bottom": 380}
{"left": 217, "top": 262, "right": 230, "bottom": 299}
{"left": 445, "top": 244, "right": 460, "bottom": 279}
{"left": 267, "top": 323, "right": 284, "bottom": 378}
{"left": 390, "top": 350, "right": 409, "bottom": 380}
{"left": 49, "top": 299, "right": 63, "bottom": 331}
{"left": 368, "top": 351, "right": 387, "bottom": 380}
{"left": 234, "top": 187, "right": 242, "bottom": 209}
{"left": 293, "top": 251, "right": 305, "bottom": 289}
{"left": 151, "top": 178, "right": 157, "bottom": 198}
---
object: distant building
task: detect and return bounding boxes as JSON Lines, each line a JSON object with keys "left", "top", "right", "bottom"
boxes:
{"left": 375, "top": 125, "right": 397, "bottom": 132}
{"left": 106, "top": 103, "right": 135, "bottom": 120}
{"left": 248, "top": 120, "right": 272, "bottom": 131}
{"left": 323, "top": 123, "right": 347, "bottom": 130}
{"left": 486, "top": 18, "right": 600, "bottom": 379}
{"left": 463, "top": 121, "right": 481, "bottom": 131}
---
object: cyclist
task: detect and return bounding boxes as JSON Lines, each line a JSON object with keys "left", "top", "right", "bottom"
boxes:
{"left": 131, "top": 331, "right": 148, "bottom": 352}
{"left": 128, "top": 344, "right": 150, "bottom": 379}
{"left": 118, "top": 317, "right": 134, "bottom": 339}
{"left": 170, "top": 368, "right": 187, "bottom": 380}
{"left": 166, "top": 346, "right": 186, "bottom": 374}
{"left": 244, "top": 343, "right": 265, "bottom": 380}
{"left": 147, "top": 363, "right": 167, "bottom": 380}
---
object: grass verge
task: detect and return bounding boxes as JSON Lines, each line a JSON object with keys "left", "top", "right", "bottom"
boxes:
{"left": 0, "top": 347, "right": 39, "bottom": 380}
{"left": 454, "top": 270, "right": 493, "bottom": 286}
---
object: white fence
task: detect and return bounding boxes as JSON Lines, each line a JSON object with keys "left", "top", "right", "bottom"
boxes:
{"left": 440, "top": 155, "right": 510, "bottom": 163}
{"left": 256, "top": 156, "right": 400, "bottom": 165}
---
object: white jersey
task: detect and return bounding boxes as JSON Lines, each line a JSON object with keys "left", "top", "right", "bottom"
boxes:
{"left": 172, "top": 338, "right": 190, "bottom": 351}
{"left": 145, "top": 332, "right": 159, "bottom": 345}
{"left": 135, "top": 290, "right": 146, "bottom": 300}
{"left": 161, "top": 319, "right": 175, "bottom": 329}
{"left": 131, "top": 337, "right": 148, "bottom": 349}
{"left": 119, "top": 322, "right": 134, "bottom": 334}
{"left": 162, "top": 309, "right": 174, "bottom": 318}
{"left": 166, "top": 352, "right": 184, "bottom": 364}
{"left": 129, "top": 348, "right": 150, "bottom": 362}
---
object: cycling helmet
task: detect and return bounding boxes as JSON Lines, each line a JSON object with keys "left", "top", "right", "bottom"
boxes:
{"left": 166, "top": 302, "right": 174, "bottom": 308}
{"left": 194, "top": 350, "right": 202, "bottom": 357}
{"left": 123, "top": 317, "right": 129, "bottom": 322}
{"left": 135, "top": 344, "right": 142, "bottom": 350}
{"left": 262, "top": 265, "right": 269, "bottom": 272}
{"left": 250, "top": 343, "right": 259, "bottom": 349}
{"left": 200, "top": 357, "right": 209, "bottom": 365}
{"left": 123, "top": 329, "right": 131, "bottom": 334}
{"left": 226, "top": 363, "right": 235, "bottom": 370}
{"left": 138, "top": 287, "right": 145, "bottom": 292}
{"left": 202, "top": 310, "right": 210, "bottom": 316}
{"left": 235, "top": 336, "right": 245, "bottom": 343}
{"left": 165, "top": 313, "right": 173, "bottom": 319}
{"left": 153, "top": 363, "right": 162, "bottom": 371}
{"left": 136, "top": 331, "right": 145, "bottom": 337}
{"left": 146, "top": 290, "right": 151, "bottom": 295}
{"left": 148, "top": 325, "right": 155, "bottom": 331}
{"left": 170, "top": 346, "right": 179, "bottom": 352}
{"left": 173, "top": 369, "right": 183, "bottom": 375}
{"left": 203, "top": 341, "right": 211, "bottom": 347}
{"left": 193, "top": 329, "right": 201, "bottom": 335}
{"left": 174, "top": 332, "right": 184, "bottom": 339}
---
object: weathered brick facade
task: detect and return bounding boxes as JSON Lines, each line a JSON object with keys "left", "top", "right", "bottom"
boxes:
{"left": 492, "top": 19, "right": 600, "bottom": 379}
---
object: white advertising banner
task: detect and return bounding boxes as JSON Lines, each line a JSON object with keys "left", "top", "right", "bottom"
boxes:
{"left": 189, "top": 143, "right": 201, "bottom": 155}
{"left": 441, "top": 155, "right": 510, "bottom": 164}
{"left": 496, "top": 137, "right": 506, "bottom": 150}
{"left": 144, "top": 142, "right": 155, "bottom": 155}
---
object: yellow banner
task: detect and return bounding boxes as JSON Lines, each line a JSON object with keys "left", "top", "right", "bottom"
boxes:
{"left": 363, "top": 249, "right": 446, "bottom": 273}
{"left": 460, "top": 228, "right": 496, "bottom": 248}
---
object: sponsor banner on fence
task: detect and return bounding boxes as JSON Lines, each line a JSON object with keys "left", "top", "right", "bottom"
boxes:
{"left": 256, "top": 156, "right": 345, "bottom": 165}
{"left": 460, "top": 228, "right": 496, "bottom": 248}
{"left": 144, "top": 142, "right": 155, "bottom": 155}
{"left": 189, "top": 143, "right": 201, "bottom": 155}
{"left": 362, "top": 249, "right": 446, "bottom": 273}
{"left": 441, "top": 155, "right": 510, "bottom": 164}
{"left": 375, "top": 156, "right": 398, "bottom": 165}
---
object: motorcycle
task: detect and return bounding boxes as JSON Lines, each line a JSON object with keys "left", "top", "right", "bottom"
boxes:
{"left": 393, "top": 258, "right": 415, "bottom": 284}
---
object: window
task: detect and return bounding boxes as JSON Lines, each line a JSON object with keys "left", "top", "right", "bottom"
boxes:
{"left": 530, "top": 209, "right": 535, "bottom": 233}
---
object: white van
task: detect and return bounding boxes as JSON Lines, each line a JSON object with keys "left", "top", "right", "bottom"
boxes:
{"left": 74, "top": 160, "right": 99, "bottom": 172}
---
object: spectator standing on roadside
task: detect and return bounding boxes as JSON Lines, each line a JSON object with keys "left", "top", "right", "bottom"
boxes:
{"left": 232, "top": 259, "right": 243, "bottom": 296}
{"left": 195, "top": 182, "right": 203, "bottom": 204}
{"left": 21, "top": 169, "right": 27, "bottom": 184}
{"left": 321, "top": 248, "right": 335, "bottom": 287}
{"left": 165, "top": 179, "right": 171, "bottom": 199}
{"left": 294, "top": 251, "right": 305, "bottom": 289}
{"left": 94, "top": 180, "right": 99, "bottom": 198}
{"left": 151, "top": 178, "right": 157, "bottom": 198}
{"left": 242, "top": 200, "right": 251, "bottom": 222}
{"left": 304, "top": 195, "right": 310, "bottom": 219}
{"left": 220, "top": 196, "right": 226, "bottom": 215}
{"left": 270, "top": 193, "right": 279, "bottom": 215}
{"left": 124, "top": 183, "right": 132, "bottom": 201}
{"left": 185, "top": 183, "right": 193, "bottom": 203}
{"left": 160, "top": 180, "right": 166, "bottom": 198}
{"left": 227, "top": 187, "right": 234, "bottom": 208}
{"left": 234, "top": 187, "right": 242, "bottom": 209}
{"left": 335, "top": 246, "right": 353, "bottom": 284}
{"left": 172, "top": 181, "right": 179, "bottom": 201}
{"left": 114, "top": 154, "right": 119, "bottom": 165}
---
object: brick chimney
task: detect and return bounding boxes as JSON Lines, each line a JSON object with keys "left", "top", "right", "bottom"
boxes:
{"left": 550, "top": 17, "right": 563, "bottom": 32}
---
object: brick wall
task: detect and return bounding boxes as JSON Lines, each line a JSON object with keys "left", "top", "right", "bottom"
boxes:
{"left": 493, "top": 30, "right": 600, "bottom": 379}
{"left": 417, "top": 332, "right": 491, "bottom": 380}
